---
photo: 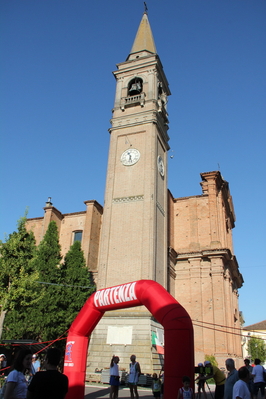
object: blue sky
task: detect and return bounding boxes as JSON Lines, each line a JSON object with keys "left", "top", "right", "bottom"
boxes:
{"left": 1, "top": 1, "right": 265, "bottom": 328}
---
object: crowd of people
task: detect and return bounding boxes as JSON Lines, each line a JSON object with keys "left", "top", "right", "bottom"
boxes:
{"left": 108, "top": 355, "right": 265, "bottom": 399}
{"left": 0, "top": 348, "right": 68, "bottom": 399}
{"left": 194, "top": 358, "right": 265, "bottom": 399}
{"left": 1, "top": 350, "right": 265, "bottom": 399}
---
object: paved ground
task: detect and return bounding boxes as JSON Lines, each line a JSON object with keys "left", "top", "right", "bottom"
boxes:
{"left": 84, "top": 383, "right": 216, "bottom": 399}
{"left": 84, "top": 385, "right": 155, "bottom": 399}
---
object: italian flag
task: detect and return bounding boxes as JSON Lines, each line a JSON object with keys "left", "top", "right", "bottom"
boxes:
{"left": 151, "top": 331, "right": 164, "bottom": 355}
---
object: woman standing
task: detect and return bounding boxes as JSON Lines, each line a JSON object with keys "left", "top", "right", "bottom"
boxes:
{"left": 128, "top": 355, "right": 141, "bottom": 399}
{"left": 4, "top": 349, "right": 32, "bottom": 399}
{"left": 109, "top": 356, "right": 120, "bottom": 399}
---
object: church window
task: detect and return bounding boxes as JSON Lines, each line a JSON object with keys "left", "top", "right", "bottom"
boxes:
{"left": 73, "top": 230, "right": 82, "bottom": 242}
{"left": 128, "top": 77, "right": 143, "bottom": 96}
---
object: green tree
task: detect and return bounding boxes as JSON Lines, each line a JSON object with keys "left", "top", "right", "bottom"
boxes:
{"left": 0, "top": 216, "right": 38, "bottom": 339}
{"left": 31, "top": 221, "right": 63, "bottom": 342}
{"left": 204, "top": 354, "right": 218, "bottom": 367}
{"left": 1, "top": 219, "right": 96, "bottom": 351}
{"left": 60, "top": 240, "right": 96, "bottom": 328}
{"left": 247, "top": 336, "right": 266, "bottom": 363}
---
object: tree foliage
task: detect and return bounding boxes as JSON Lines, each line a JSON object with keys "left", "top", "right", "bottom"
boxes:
{"left": 247, "top": 336, "right": 266, "bottom": 363}
{"left": 60, "top": 240, "right": 96, "bottom": 327}
{"left": 0, "top": 216, "right": 38, "bottom": 339}
{"left": 0, "top": 219, "right": 96, "bottom": 350}
{"left": 30, "top": 221, "right": 63, "bottom": 342}
{"left": 31, "top": 227, "right": 96, "bottom": 348}
{"left": 204, "top": 354, "right": 218, "bottom": 367}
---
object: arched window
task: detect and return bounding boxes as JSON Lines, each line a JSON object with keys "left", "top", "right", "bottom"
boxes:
{"left": 128, "top": 77, "right": 143, "bottom": 96}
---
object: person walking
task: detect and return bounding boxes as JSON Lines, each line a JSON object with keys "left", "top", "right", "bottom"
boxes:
{"left": 27, "top": 347, "right": 68, "bottom": 399}
{"left": 232, "top": 367, "right": 250, "bottom": 399}
{"left": 109, "top": 356, "right": 120, "bottom": 399}
{"left": 3, "top": 349, "right": 32, "bottom": 399}
{"left": 251, "top": 358, "right": 265, "bottom": 399}
{"left": 224, "top": 358, "right": 239, "bottom": 399}
{"left": 128, "top": 355, "right": 141, "bottom": 399}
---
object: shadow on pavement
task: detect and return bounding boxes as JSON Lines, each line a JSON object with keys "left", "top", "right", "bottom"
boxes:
{"left": 84, "top": 385, "right": 154, "bottom": 399}
{"left": 84, "top": 384, "right": 217, "bottom": 399}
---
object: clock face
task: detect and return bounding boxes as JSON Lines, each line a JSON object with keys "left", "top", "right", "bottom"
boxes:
{"left": 157, "top": 155, "right": 165, "bottom": 177}
{"left": 121, "top": 148, "right": 140, "bottom": 166}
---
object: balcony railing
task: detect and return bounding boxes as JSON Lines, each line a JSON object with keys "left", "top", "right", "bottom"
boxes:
{"left": 120, "top": 92, "right": 145, "bottom": 111}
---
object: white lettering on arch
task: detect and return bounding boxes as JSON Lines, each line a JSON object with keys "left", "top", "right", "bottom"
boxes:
{"left": 94, "top": 282, "right": 137, "bottom": 308}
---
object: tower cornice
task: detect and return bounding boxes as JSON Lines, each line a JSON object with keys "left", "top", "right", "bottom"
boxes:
{"left": 109, "top": 108, "right": 170, "bottom": 149}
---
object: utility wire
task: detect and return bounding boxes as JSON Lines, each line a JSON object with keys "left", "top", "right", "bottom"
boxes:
{"left": 192, "top": 319, "right": 266, "bottom": 336}
{"left": 34, "top": 330, "right": 69, "bottom": 355}
{"left": 193, "top": 321, "right": 266, "bottom": 341}
{"left": 36, "top": 281, "right": 93, "bottom": 289}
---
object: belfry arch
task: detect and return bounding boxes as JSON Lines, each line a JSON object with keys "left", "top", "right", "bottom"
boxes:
{"left": 64, "top": 280, "right": 194, "bottom": 399}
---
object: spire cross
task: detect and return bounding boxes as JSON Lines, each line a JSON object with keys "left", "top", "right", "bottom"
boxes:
{"left": 144, "top": 2, "right": 148, "bottom": 13}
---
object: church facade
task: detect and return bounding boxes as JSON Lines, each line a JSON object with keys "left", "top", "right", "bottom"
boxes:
{"left": 26, "top": 12, "right": 243, "bottom": 374}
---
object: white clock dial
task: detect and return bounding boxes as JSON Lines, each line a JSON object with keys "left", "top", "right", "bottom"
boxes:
{"left": 157, "top": 155, "right": 165, "bottom": 177}
{"left": 121, "top": 148, "right": 140, "bottom": 166}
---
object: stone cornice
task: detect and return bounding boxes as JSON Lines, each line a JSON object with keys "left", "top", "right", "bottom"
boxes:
{"left": 176, "top": 248, "right": 243, "bottom": 288}
{"left": 113, "top": 195, "right": 144, "bottom": 203}
{"left": 109, "top": 107, "right": 170, "bottom": 149}
{"left": 43, "top": 206, "right": 64, "bottom": 220}
{"left": 173, "top": 194, "right": 208, "bottom": 202}
{"left": 84, "top": 200, "right": 103, "bottom": 214}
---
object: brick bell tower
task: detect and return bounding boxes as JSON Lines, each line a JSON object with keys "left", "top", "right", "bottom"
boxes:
{"left": 88, "top": 11, "right": 171, "bottom": 373}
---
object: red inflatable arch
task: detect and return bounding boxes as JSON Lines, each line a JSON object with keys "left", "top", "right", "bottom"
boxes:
{"left": 63, "top": 279, "right": 194, "bottom": 399}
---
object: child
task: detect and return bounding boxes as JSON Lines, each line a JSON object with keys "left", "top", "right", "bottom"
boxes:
{"left": 152, "top": 372, "right": 162, "bottom": 398}
{"left": 177, "top": 376, "right": 194, "bottom": 399}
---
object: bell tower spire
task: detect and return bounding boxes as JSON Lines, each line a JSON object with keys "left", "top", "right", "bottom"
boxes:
{"left": 90, "top": 9, "right": 171, "bottom": 375}
{"left": 97, "top": 11, "right": 171, "bottom": 290}
{"left": 128, "top": 11, "right": 157, "bottom": 59}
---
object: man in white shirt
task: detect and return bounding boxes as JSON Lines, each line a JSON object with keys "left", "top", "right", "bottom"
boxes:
{"left": 233, "top": 367, "right": 251, "bottom": 399}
